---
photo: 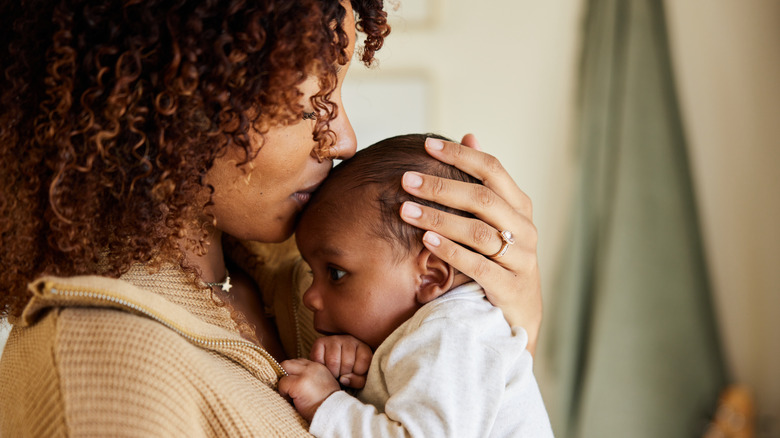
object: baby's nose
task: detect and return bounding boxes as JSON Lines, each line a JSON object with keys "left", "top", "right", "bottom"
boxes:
{"left": 302, "top": 287, "right": 322, "bottom": 312}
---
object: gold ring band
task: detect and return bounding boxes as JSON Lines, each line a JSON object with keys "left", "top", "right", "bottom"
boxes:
{"left": 488, "top": 230, "right": 515, "bottom": 259}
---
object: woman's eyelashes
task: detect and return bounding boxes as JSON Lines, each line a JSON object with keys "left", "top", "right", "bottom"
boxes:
{"left": 327, "top": 266, "right": 347, "bottom": 282}
{"left": 302, "top": 111, "right": 317, "bottom": 120}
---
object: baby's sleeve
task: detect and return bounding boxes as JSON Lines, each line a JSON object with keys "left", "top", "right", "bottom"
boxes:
{"left": 310, "top": 316, "right": 511, "bottom": 437}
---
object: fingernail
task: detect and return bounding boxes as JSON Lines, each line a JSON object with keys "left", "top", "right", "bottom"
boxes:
{"left": 426, "top": 137, "right": 444, "bottom": 151}
{"left": 339, "top": 376, "right": 350, "bottom": 386}
{"left": 423, "top": 232, "right": 441, "bottom": 247}
{"left": 401, "top": 202, "right": 422, "bottom": 219}
{"left": 402, "top": 172, "right": 423, "bottom": 189}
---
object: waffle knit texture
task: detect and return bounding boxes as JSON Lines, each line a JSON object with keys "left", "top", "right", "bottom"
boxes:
{"left": 0, "top": 239, "right": 317, "bottom": 437}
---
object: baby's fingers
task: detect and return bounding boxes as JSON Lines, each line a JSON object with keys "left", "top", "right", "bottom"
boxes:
{"left": 277, "top": 376, "right": 293, "bottom": 402}
{"left": 352, "top": 343, "right": 373, "bottom": 376}
{"left": 336, "top": 343, "right": 371, "bottom": 388}
{"left": 280, "top": 358, "right": 309, "bottom": 376}
{"left": 322, "top": 344, "right": 343, "bottom": 379}
{"left": 308, "top": 341, "right": 342, "bottom": 378}
{"left": 334, "top": 338, "right": 372, "bottom": 378}
{"left": 339, "top": 373, "right": 367, "bottom": 389}
{"left": 309, "top": 341, "right": 326, "bottom": 365}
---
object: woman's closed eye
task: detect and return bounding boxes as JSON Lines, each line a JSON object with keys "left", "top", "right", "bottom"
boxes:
{"left": 302, "top": 111, "right": 317, "bottom": 120}
{"left": 327, "top": 266, "right": 347, "bottom": 282}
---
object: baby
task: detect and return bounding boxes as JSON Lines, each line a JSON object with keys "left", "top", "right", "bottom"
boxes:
{"left": 279, "top": 134, "right": 553, "bottom": 437}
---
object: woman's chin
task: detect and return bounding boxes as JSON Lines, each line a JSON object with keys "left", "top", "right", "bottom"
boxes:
{"left": 227, "top": 219, "right": 295, "bottom": 244}
{"left": 257, "top": 224, "right": 295, "bottom": 243}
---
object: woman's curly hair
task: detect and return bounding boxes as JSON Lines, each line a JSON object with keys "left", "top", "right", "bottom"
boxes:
{"left": 0, "top": 0, "right": 390, "bottom": 319}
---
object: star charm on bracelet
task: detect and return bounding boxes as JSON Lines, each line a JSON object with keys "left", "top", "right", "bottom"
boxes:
{"left": 206, "top": 268, "right": 233, "bottom": 292}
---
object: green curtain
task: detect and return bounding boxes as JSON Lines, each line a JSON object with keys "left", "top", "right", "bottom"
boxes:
{"left": 542, "top": 0, "right": 726, "bottom": 436}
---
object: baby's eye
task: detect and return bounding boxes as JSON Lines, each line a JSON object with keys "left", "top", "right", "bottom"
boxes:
{"left": 302, "top": 111, "right": 317, "bottom": 120}
{"left": 327, "top": 266, "right": 347, "bottom": 282}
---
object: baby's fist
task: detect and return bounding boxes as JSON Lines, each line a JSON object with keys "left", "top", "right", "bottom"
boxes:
{"left": 279, "top": 359, "right": 340, "bottom": 422}
{"left": 310, "top": 335, "right": 373, "bottom": 389}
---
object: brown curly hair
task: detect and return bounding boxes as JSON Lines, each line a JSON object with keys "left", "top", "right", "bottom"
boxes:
{"left": 0, "top": 0, "right": 390, "bottom": 319}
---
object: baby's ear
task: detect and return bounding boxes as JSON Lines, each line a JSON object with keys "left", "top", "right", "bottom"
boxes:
{"left": 415, "top": 248, "right": 455, "bottom": 304}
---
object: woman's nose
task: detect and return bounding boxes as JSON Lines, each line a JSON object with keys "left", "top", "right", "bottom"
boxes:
{"left": 325, "top": 103, "right": 357, "bottom": 161}
{"left": 302, "top": 286, "right": 322, "bottom": 312}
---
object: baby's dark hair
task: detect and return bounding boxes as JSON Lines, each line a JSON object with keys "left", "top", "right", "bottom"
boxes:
{"left": 313, "top": 133, "right": 481, "bottom": 258}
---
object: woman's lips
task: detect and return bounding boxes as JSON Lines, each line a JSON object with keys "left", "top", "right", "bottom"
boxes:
{"left": 292, "top": 178, "right": 326, "bottom": 206}
{"left": 293, "top": 191, "right": 312, "bottom": 204}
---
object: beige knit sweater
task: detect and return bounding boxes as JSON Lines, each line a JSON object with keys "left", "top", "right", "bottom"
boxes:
{"left": 0, "top": 239, "right": 319, "bottom": 437}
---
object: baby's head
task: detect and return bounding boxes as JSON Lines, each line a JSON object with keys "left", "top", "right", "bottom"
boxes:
{"left": 295, "top": 133, "right": 480, "bottom": 349}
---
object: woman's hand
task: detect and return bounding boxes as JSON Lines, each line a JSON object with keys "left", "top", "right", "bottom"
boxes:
{"left": 399, "top": 134, "right": 542, "bottom": 356}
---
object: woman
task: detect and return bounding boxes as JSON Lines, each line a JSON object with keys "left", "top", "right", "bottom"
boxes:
{"left": 0, "top": 0, "right": 542, "bottom": 435}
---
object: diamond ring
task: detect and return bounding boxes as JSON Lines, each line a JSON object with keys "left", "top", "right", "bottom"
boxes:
{"left": 488, "top": 230, "right": 515, "bottom": 259}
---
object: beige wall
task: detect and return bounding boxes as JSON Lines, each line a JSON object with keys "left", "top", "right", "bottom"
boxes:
{"left": 345, "top": 0, "right": 780, "bottom": 432}
{"left": 666, "top": 0, "right": 780, "bottom": 430}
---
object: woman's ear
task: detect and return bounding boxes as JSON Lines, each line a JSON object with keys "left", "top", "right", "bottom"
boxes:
{"left": 415, "top": 248, "right": 456, "bottom": 304}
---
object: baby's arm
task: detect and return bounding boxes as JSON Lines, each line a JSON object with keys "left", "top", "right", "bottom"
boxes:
{"left": 302, "top": 315, "right": 551, "bottom": 437}
{"left": 309, "top": 335, "right": 372, "bottom": 389}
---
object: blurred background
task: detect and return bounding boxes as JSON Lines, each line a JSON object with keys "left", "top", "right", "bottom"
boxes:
{"left": 343, "top": 0, "right": 779, "bottom": 436}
